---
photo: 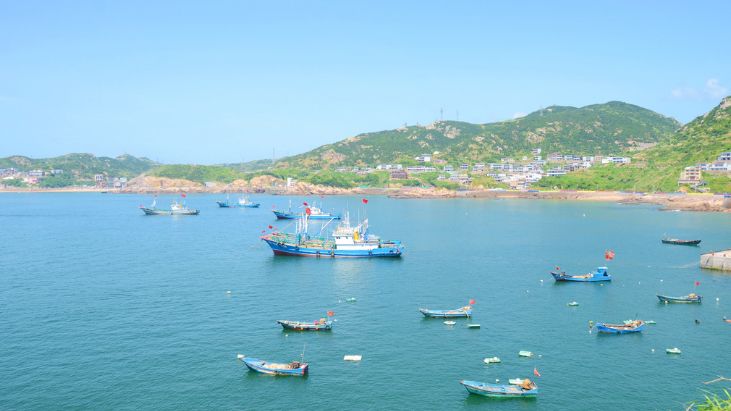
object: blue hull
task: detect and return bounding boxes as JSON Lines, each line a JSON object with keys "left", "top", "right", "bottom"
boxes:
{"left": 263, "top": 238, "right": 402, "bottom": 258}
{"left": 242, "top": 358, "right": 308, "bottom": 376}
{"left": 551, "top": 273, "right": 612, "bottom": 282}
{"left": 273, "top": 211, "right": 340, "bottom": 220}
{"left": 595, "top": 322, "right": 645, "bottom": 334}
{"left": 217, "top": 201, "right": 260, "bottom": 208}
{"left": 460, "top": 380, "right": 538, "bottom": 398}
{"left": 419, "top": 308, "right": 472, "bottom": 318}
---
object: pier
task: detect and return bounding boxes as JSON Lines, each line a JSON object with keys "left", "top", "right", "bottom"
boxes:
{"left": 700, "top": 249, "right": 731, "bottom": 272}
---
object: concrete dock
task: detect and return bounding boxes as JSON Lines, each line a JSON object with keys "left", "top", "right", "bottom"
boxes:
{"left": 700, "top": 249, "right": 731, "bottom": 272}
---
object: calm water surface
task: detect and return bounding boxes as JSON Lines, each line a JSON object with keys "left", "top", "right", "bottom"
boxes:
{"left": 1, "top": 193, "right": 730, "bottom": 410}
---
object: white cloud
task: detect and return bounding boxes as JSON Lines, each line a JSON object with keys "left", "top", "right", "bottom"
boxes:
{"left": 671, "top": 78, "right": 728, "bottom": 99}
{"left": 512, "top": 112, "right": 526, "bottom": 119}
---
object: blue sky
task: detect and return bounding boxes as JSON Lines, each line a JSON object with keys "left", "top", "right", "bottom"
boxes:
{"left": 1, "top": 1, "right": 729, "bottom": 164}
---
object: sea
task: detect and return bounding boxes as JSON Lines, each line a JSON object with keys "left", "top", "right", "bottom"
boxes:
{"left": 1, "top": 193, "right": 730, "bottom": 410}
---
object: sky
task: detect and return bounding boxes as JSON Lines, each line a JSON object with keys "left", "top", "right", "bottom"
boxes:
{"left": 1, "top": 1, "right": 729, "bottom": 164}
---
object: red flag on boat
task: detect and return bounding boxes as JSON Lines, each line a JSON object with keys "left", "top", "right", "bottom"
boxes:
{"left": 604, "top": 250, "right": 615, "bottom": 261}
{"left": 534, "top": 367, "right": 541, "bottom": 377}
{"left": 181, "top": 193, "right": 187, "bottom": 198}
{"left": 469, "top": 299, "right": 475, "bottom": 305}
{"left": 695, "top": 281, "right": 700, "bottom": 286}
{"left": 305, "top": 207, "right": 312, "bottom": 215}
{"left": 327, "top": 311, "right": 334, "bottom": 317}
{"left": 362, "top": 198, "right": 368, "bottom": 204}
{"left": 555, "top": 266, "right": 560, "bottom": 271}
{"left": 268, "top": 225, "right": 273, "bottom": 229}
{"left": 303, "top": 202, "right": 308, "bottom": 206}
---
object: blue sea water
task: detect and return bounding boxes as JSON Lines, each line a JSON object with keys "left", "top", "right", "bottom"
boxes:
{"left": 1, "top": 193, "right": 730, "bottom": 410}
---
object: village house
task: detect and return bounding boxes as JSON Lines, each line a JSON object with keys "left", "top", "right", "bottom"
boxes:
{"left": 414, "top": 154, "right": 432, "bottom": 163}
{"left": 389, "top": 170, "right": 408, "bottom": 179}
{"left": 678, "top": 166, "right": 702, "bottom": 186}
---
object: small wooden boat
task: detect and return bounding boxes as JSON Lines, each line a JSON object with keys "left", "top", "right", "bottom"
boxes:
{"left": 666, "top": 347, "right": 682, "bottom": 354}
{"left": 460, "top": 379, "right": 538, "bottom": 398}
{"left": 661, "top": 238, "right": 701, "bottom": 246}
{"left": 242, "top": 357, "right": 308, "bottom": 376}
{"left": 657, "top": 293, "right": 702, "bottom": 304}
{"left": 343, "top": 355, "right": 362, "bottom": 362}
{"left": 595, "top": 320, "right": 645, "bottom": 334}
{"left": 467, "top": 324, "right": 481, "bottom": 329}
{"left": 277, "top": 319, "right": 332, "bottom": 331}
{"left": 419, "top": 306, "right": 472, "bottom": 318}
{"left": 483, "top": 357, "right": 501, "bottom": 364}
{"left": 567, "top": 301, "right": 579, "bottom": 307}
{"left": 551, "top": 266, "right": 611, "bottom": 282}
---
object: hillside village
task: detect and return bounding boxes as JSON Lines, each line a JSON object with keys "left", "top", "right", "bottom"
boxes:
{"left": 332, "top": 146, "right": 633, "bottom": 190}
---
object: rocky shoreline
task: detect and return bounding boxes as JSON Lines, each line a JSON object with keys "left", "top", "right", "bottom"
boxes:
{"left": 2, "top": 175, "right": 729, "bottom": 213}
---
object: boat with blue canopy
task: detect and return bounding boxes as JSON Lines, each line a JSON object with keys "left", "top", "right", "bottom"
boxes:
{"left": 551, "top": 266, "right": 611, "bottom": 282}
{"left": 657, "top": 293, "right": 702, "bottom": 303}
{"left": 261, "top": 211, "right": 403, "bottom": 258}
{"left": 273, "top": 201, "right": 339, "bottom": 220}
{"left": 595, "top": 319, "right": 645, "bottom": 334}
{"left": 419, "top": 306, "right": 472, "bottom": 318}
{"left": 460, "top": 379, "right": 538, "bottom": 398}
{"left": 277, "top": 319, "right": 332, "bottom": 331}
{"left": 241, "top": 357, "right": 308, "bottom": 376}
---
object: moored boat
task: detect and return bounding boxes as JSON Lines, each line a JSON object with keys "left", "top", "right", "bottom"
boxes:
{"left": 273, "top": 201, "right": 340, "bottom": 220}
{"left": 261, "top": 211, "right": 403, "bottom": 258}
{"left": 277, "top": 319, "right": 332, "bottom": 331}
{"left": 460, "top": 379, "right": 538, "bottom": 398}
{"left": 595, "top": 319, "right": 645, "bottom": 334}
{"left": 140, "top": 198, "right": 199, "bottom": 216}
{"left": 216, "top": 195, "right": 260, "bottom": 208}
{"left": 419, "top": 306, "right": 472, "bottom": 318}
{"left": 661, "top": 238, "right": 701, "bottom": 246}
{"left": 483, "top": 357, "right": 501, "bottom": 364}
{"left": 551, "top": 266, "right": 611, "bottom": 282}
{"left": 666, "top": 347, "right": 682, "bottom": 354}
{"left": 241, "top": 357, "right": 308, "bottom": 376}
{"left": 657, "top": 293, "right": 702, "bottom": 304}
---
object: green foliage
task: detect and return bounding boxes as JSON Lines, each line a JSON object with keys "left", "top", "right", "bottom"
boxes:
{"left": 391, "top": 179, "right": 420, "bottom": 187}
{"left": 705, "top": 175, "right": 731, "bottom": 193}
{"left": 0, "top": 153, "right": 156, "bottom": 180}
{"left": 306, "top": 170, "right": 355, "bottom": 188}
{"left": 151, "top": 165, "right": 246, "bottom": 183}
{"left": 1, "top": 178, "right": 26, "bottom": 187}
{"left": 275, "top": 101, "right": 680, "bottom": 170}
{"left": 433, "top": 180, "right": 460, "bottom": 190}
{"left": 470, "top": 175, "right": 506, "bottom": 189}
{"left": 38, "top": 174, "right": 77, "bottom": 188}
{"left": 689, "top": 389, "right": 731, "bottom": 411}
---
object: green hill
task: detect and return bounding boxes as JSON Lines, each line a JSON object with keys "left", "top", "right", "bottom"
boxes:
{"left": 275, "top": 101, "right": 680, "bottom": 169}
{"left": 536, "top": 97, "right": 731, "bottom": 192}
{"left": 0, "top": 153, "right": 157, "bottom": 179}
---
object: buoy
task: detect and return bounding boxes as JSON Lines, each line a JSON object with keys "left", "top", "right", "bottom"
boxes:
{"left": 717, "top": 297, "right": 721, "bottom": 302}
{"left": 344, "top": 355, "right": 362, "bottom": 362}
{"left": 495, "top": 379, "right": 500, "bottom": 383}
{"left": 444, "top": 320, "right": 456, "bottom": 326}
{"left": 226, "top": 290, "right": 232, "bottom": 294}
{"left": 651, "top": 348, "right": 655, "bottom": 353}
{"left": 236, "top": 354, "right": 245, "bottom": 360}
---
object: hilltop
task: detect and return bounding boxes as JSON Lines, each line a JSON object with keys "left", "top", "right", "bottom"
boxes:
{"left": 537, "top": 97, "right": 731, "bottom": 192}
{"left": 275, "top": 101, "right": 680, "bottom": 169}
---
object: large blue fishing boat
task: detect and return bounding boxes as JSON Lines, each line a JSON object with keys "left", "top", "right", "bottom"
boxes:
{"left": 551, "top": 266, "right": 611, "bottom": 282}
{"left": 273, "top": 201, "right": 340, "bottom": 220}
{"left": 261, "top": 212, "right": 403, "bottom": 257}
{"left": 460, "top": 380, "right": 538, "bottom": 398}
{"left": 277, "top": 319, "right": 333, "bottom": 331}
{"left": 595, "top": 319, "right": 645, "bottom": 334}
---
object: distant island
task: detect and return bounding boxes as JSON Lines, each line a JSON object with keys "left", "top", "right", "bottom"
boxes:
{"left": 2, "top": 98, "right": 729, "bottom": 209}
